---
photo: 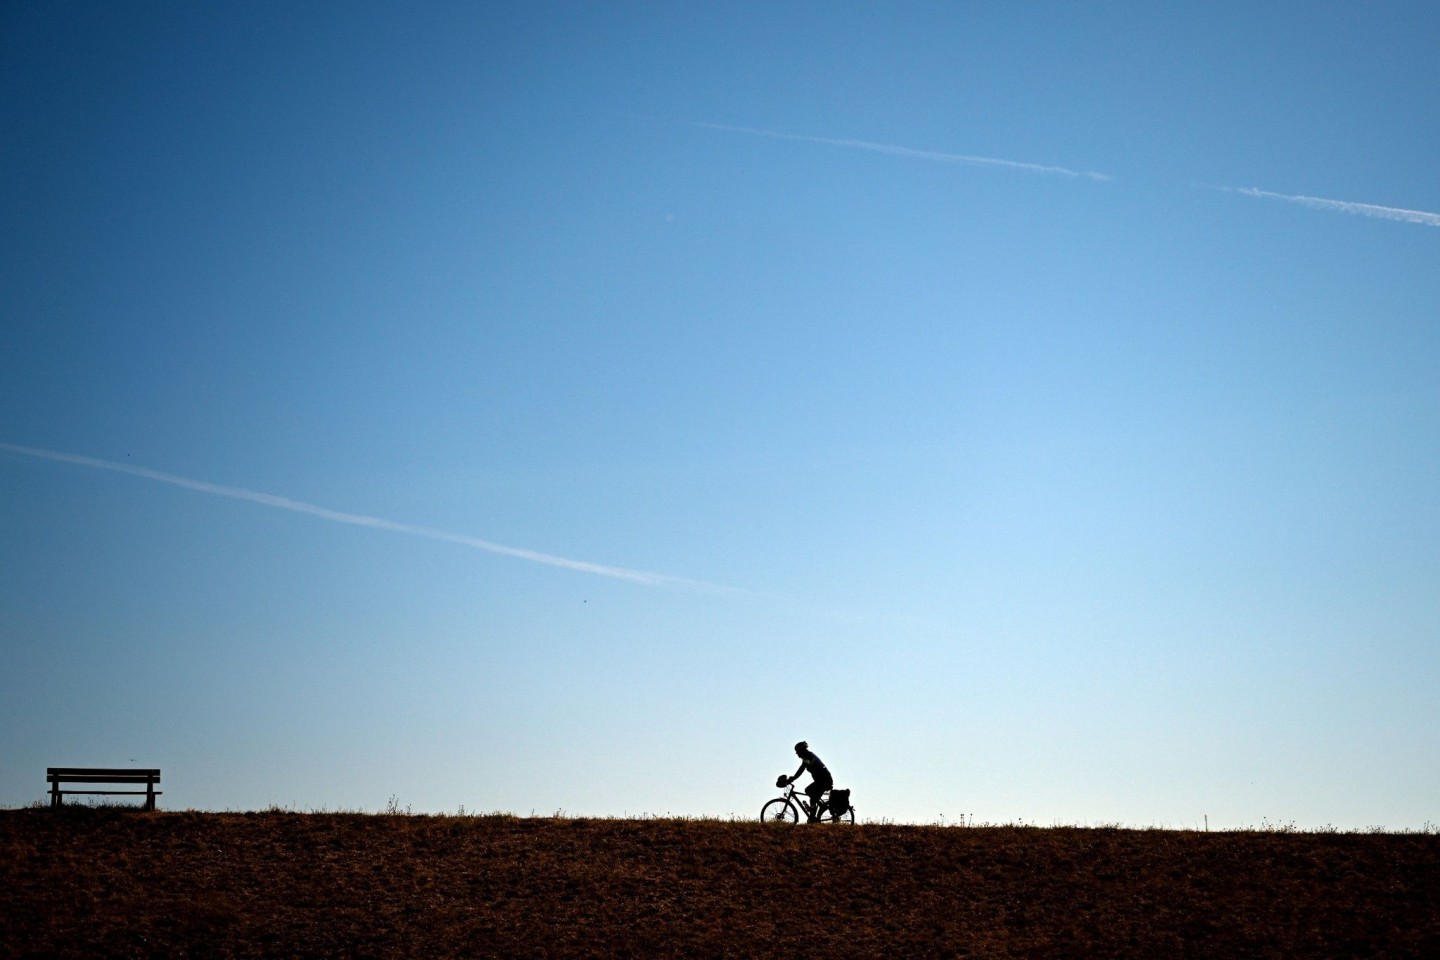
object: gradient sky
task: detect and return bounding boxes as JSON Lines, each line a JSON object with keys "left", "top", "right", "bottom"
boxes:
{"left": 3, "top": 2, "right": 1437, "bottom": 828}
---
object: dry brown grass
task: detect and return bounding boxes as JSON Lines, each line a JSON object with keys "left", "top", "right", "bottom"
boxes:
{"left": 2, "top": 807, "right": 1437, "bottom": 958}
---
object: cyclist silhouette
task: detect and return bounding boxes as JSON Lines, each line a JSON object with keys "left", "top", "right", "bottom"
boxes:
{"left": 783, "top": 741, "right": 833, "bottom": 817}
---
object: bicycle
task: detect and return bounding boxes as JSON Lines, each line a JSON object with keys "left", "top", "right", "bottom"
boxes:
{"left": 759, "top": 775, "right": 855, "bottom": 824}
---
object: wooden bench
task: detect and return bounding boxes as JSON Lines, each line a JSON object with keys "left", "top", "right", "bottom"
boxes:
{"left": 47, "top": 768, "right": 162, "bottom": 811}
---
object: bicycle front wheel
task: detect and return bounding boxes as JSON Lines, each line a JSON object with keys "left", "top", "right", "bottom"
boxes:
{"left": 760, "top": 798, "right": 799, "bottom": 824}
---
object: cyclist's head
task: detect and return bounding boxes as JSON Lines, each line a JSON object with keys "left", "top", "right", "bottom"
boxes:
{"left": 794, "top": 741, "right": 808, "bottom": 755}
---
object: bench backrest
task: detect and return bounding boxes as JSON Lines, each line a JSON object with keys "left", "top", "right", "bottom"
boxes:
{"left": 48, "top": 768, "right": 161, "bottom": 783}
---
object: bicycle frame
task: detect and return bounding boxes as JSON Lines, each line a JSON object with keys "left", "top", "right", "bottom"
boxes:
{"left": 788, "top": 783, "right": 825, "bottom": 821}
{"left": 765, "top": 782, "right": 853, "bottom": 823}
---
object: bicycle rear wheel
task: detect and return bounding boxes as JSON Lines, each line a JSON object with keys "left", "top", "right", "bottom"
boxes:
{"left": 760, "top": 798, "right": 799, "bottom": 824}
{"left": 828, "top": 806, "right": 855, "bottom": 824}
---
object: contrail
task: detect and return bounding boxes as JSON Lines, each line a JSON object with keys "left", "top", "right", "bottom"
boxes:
{"left": 0, "top": 442, "right": 726, "bottom": 590}
{"left": 1225, "top": 186, "right": 1440, "bottom": 227}
{"left": 688, "top": 121, "right": 1113, "bottom": 181}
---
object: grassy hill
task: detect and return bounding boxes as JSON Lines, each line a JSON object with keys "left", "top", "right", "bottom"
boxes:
{"left": 3, "top": 807, "right": 1437, "bottom": 958}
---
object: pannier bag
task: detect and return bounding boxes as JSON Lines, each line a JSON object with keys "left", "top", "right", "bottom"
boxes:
{"left": 828, "top": 788, "right": 850, "bottom": 816}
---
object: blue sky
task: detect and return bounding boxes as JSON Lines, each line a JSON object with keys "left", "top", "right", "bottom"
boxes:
{"left": 3, "top": 2, "right": 1437, "bottom": 827}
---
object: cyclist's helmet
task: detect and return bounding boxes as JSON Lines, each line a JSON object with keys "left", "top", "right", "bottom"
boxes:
{"left": 794, "top": 741, "right": 808, "bottom": 753}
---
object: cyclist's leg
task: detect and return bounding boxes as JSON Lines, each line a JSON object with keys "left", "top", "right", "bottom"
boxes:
{"left": 806, "top": 779, "right": 831, "bottom": 820}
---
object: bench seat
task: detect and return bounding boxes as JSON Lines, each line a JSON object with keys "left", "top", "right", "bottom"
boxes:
{"left": 48, "top": 768, "right": 162, "bottom": 811}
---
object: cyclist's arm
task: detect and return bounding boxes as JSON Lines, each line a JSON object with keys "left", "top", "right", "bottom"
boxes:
{"left": 788, "top": 760, "right": 806, "bottom": 784}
